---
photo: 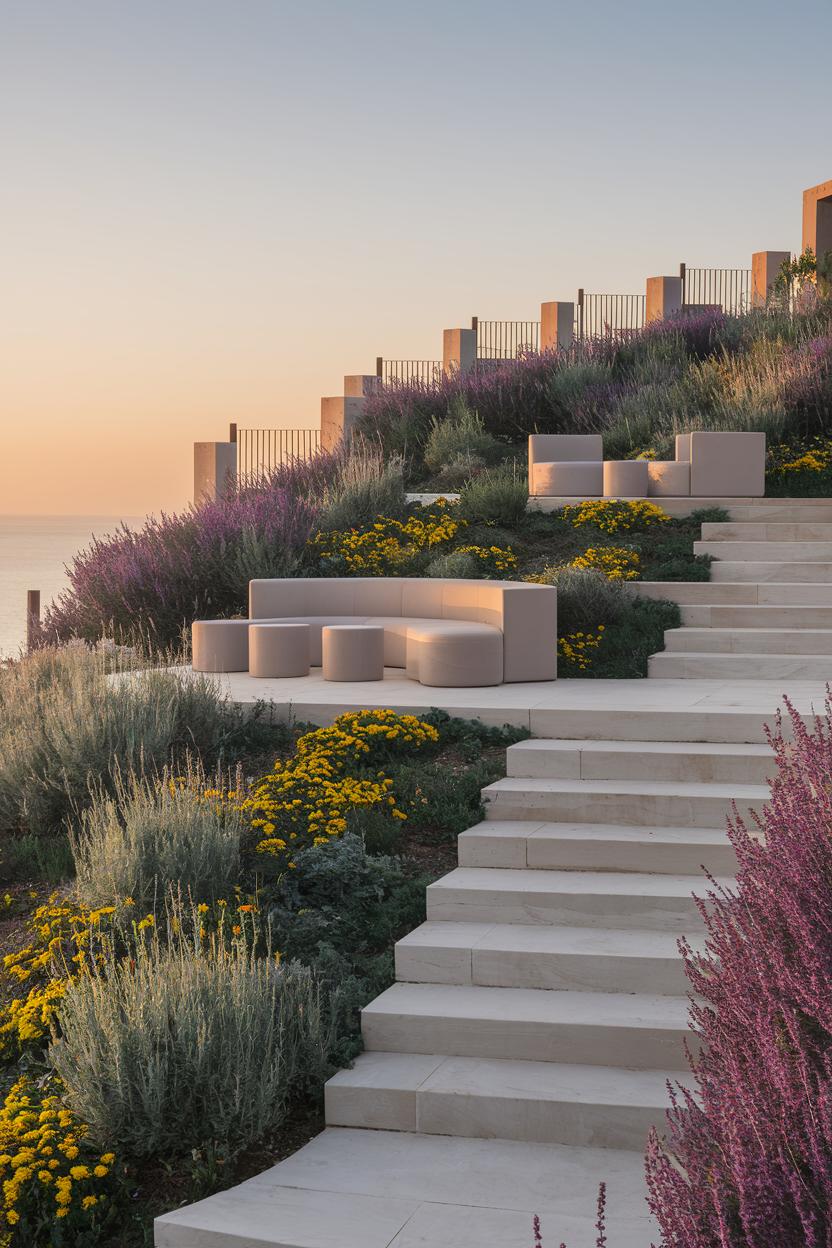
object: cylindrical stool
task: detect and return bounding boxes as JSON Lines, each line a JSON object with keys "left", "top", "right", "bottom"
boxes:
{"left": 192, "top": 619, "right": 250, "bottom": 672}
{"left": 603, "top": 460, "right": 650, "bottom": 498}
{"left": 249, "top": 623, "right": 310, "bottom": 678}
{"left": 321, "top": 625, "right": 384, "bottom": 682}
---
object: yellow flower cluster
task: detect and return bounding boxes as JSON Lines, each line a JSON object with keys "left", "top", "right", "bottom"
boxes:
{"left": 570, "top": 546, "right": 641, "bottom": 581}
{"left": 559, "top": 499, "right": 669, "bottom": 534}
{"left": 311, "top": 510, "right": 465, "bottom": 576}
{"left": 454, "top": 544, "right": 518, "bottom": 574}
{"left": 243, "top": 710, "right": 438, "bottom": 866}
{"left": 0, "top": 1075, "right": 117, "bottom": 1243}
{"left": 0, "top": 900, "right": 118, "bottom": 1060}
{"left": 558, "top": 627, "right": 605, "bottom": 672}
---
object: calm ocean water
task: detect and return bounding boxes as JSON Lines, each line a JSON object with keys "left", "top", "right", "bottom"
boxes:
{"left": 0, "top": 516, "right": 143, "bottom": 658}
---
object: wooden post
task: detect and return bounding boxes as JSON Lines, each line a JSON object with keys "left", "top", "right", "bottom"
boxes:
{"left": 376, "top": 356, "right": 383, "bottom": 379}
{"left": 26, "top": 590, "right": 40, "bottom": 653}
{"left": 470, "top": 316, "right": 478, "bottom": 332}
{"left": 228, "top": 422, "right": 237, "bottom": 443}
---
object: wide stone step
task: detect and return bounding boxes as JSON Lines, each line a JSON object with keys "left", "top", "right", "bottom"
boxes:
{"left": 695, "top": 539, "right": 832, "bottom": 560}
{"left": 155, "top": 1127, "right": 655, "bottom": 1248}
{"left": 635, "top": 580, "right": 832, "bottom": 604}
{"left": 425, "top": 866, "right": 724, "bottom": 930}
{"left": 326, "top": 1051, "right": 691, "bottom": 1150}
{"left": 701, "top": 522, "right": 832, "bottom": 540}
{"left": 482, "top": 775, "right": 766, "bottom": 828}
{"left": 723, "top": 502, "right": 832, "bottom": 522}
{"left": 395, "top": 920, "right": 700, "bottom": 994}
{"left": 361, "top": 981, "right": 694, "bottom": 1070}
{"left": 649, "top": 650, "right": 832, "bottom": 680}
{"left": 664, "top": 626, "right": 832, "bottom": 655}
{"left": 711, "top": 561, "right": 832, "bottom": 582}
{"left": 457, "top": 819, "right": 738, "bottom": 875}
{"left": 680, "top": 604, "right": 832, "bottom": 628}
{"left": 506, "top": 738, "right": 774, "bottom": 784}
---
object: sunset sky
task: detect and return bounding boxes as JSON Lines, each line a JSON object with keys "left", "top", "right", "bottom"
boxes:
{"left": 1, "top": 0, "right": 830, "bottom": 516}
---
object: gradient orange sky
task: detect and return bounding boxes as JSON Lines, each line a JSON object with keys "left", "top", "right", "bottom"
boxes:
{"left": 1, "top": 0, "right": 830, "bottom": 516}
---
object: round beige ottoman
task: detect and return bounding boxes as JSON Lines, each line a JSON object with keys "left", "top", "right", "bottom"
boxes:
{"left": 249, "top": 623, "right": 310, "bottom": 678}
{"left": 191, "top": 619, "right": 250, "bottom": 673}
{"left": 648, "top": 461, "right": 691, "bottom": 497}
{"left": 603, "top": 460, "right": 650, "bottom": 498}
{"left": 321, "top": 625, "right": 384, "bottom": 682}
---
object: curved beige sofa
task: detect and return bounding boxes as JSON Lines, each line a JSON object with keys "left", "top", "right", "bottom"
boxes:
{"left": 247, "top": 577, "right": 557, "bottom": 686}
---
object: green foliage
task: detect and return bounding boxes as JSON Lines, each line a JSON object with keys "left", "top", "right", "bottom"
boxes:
{"left": 0, "top": 832, "right": 75, "bottom": 885}
{"left": 586, "top": 597, "right": 680, "bottom": 679}
{"left": 423, "top": 398, "right": 502, "bottom": 473}
{"left": 51, "top": 903, "right": 336, "bottom": 1159}
{"left": 0, "top": 647, "right": 235, "bottom": 836}
{"left": 71, "top": 770, "right": 244, "bottom": 909}
{"left": 457, "top": 463, "right": 528, "bottom": 525}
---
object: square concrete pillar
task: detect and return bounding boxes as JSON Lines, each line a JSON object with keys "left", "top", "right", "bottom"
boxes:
{"left": 194, "top": 441, "right": 237, "bottom": 505}
{"left": 752, "top": 251, "right": 791, "bottom": 307}
{"left": 320, "top": 396, "right": 366, "bottom": 452}
{"left": 802, "top": 178, "right": 832, "bottom": 259}
{"left": 443, "top": 328, "right": 477, "bottom": 377}
{"left": 540, "top": 302, "right": 574, "bottom": 351}
{"left": 646, "top": 276, "right": 683, "bottom": 323}
{"left": 343, "top": 374, "right": 381, "bottom": 398}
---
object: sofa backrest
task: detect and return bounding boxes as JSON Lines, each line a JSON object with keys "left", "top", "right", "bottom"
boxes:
{"left": 528, "top": 434, "right": 604, "bottom": 474}
{"left": 248, "top": 577, "right": 557, "bottom": 682}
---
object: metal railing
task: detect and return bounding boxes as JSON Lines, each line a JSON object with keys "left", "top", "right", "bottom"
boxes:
{"left": 680, "top": 263, "right": 751, "bottom": 314}
{"left": 376, "top": 357, "right": 443, "bottom": 387}
{"left": 236, "top": 425, "right": 321, "bottom": 480}
{"left": 473, "top": 316, "right": 540, "bottom": 359}
{"left": 576, "top": 290, "right": 646, "bottom": 341}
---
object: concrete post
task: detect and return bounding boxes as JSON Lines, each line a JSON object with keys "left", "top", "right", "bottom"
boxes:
{"left": 751, "top": 251, "right": 791, "bottom": 307}
{"left": 194, "top": 441, "right": 237, "bottom": 505}
{"left": 343, "top": 375, "right": 381, "bottom": 398}
{"left": 443, "top": 328, "right": 477, "bottom": 377}
{"left": 802, "top": 178, "right": 832, "bottom": 259}
{"left": 646, "top": 276, "right": 683, "bottom": 323}
{"left": 320, "top": 396, "right": 366, "bottom": 452}
{"left": 540, "top": 302, "right": 574, "bottom": 351}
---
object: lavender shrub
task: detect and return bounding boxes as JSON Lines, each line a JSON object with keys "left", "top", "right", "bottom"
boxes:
{"left": 647, "top": 693, "right": 832, "bottom": 1247}
{"left": 42, "top": 453, "right": 339, "bottom": 651}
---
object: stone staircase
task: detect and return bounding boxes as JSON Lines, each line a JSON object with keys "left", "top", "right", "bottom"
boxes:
{"left": 157, "top": 496, "right": 827, "bottom": 1248}
{"left": 645, "top": 503, "right": 832, "bottom": 679}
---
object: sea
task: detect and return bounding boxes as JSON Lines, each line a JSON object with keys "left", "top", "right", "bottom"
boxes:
{"left": 0, "top": 516, "right": 143, "bottom": 659}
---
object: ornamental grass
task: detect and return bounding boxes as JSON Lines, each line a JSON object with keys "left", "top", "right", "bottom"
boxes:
{"left": 50, "top": 899, "right": 335, "bottom": 1158}
{"left": 647, "top": 693, "right": 832, "bottom": 1247}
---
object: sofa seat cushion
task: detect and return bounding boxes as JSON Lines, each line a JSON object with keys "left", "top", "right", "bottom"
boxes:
{"left": 405, "top": 621, "right": 504, "bottom": 687}
{"left": 372, "top": 616, "right": 502, "bottom": 668}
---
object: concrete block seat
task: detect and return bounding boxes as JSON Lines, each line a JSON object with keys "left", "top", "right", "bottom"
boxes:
{"left": 528, "top": 435, "right": 603, "bottom": 497}
{"left": 244, "top": 577, "right": 557, "bottom": 687}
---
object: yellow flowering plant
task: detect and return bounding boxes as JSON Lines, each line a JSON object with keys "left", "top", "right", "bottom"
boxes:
{"left": 558, "top": 499, "right": 669, "bottom": 534}
{"left": 241, "top": 711, "right": 439, "bottom": 868}
{"left": 558, "top": 627, "right": 605, "bottom": 672}
{"left": 452, "top": 544, "right": 518, "bottom": 575}
{"left": 570, "top": 546, "right": 641, "bottom": 581}
{"left": 0, "top": 899, "right": 124, "bottom": 1062}
{"left": 0, "top": 1075, "right": 120, "bottom": 1245}
{"left": 310, "top": 507, "right": 465, "bottom": 576}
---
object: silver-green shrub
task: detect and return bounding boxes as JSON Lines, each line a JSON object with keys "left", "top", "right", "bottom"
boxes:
{"left": 51, "top": 906, "right": 336, "bottom": 1157}
{"left": 426, "top": 550, "right": 484, "bottom": 579}
{"left": 457, "top": 463, "right": 528, "bottom": 525}
{"left": 423, "top": 399, "right": 502, "bottom": 473}
{"left": 72, "top": 770, "right": 243, "bottom": 908}
{"left": 318, "top": 440, "right": 406, "bottom": 530}
{"left": 0, "top": 646, "right": 230, "bottom": 835}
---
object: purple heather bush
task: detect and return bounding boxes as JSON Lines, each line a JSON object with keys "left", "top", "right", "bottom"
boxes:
{"left": 647, "top": 693, "right": 832, "bottom": 1247}
{"left": 43, "top": 452, "right": 338, "bottom": 651}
